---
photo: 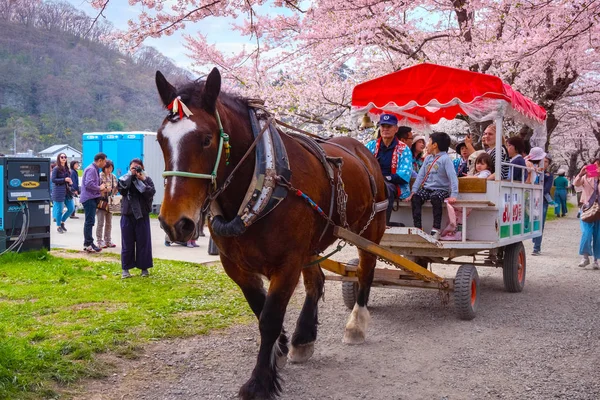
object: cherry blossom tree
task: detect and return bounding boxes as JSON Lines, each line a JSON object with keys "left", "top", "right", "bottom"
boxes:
{"left": 87, "top": 0, "right": 600, "bottom": 152}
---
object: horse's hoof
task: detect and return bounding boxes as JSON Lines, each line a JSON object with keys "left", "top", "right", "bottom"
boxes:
{"left": 342, "top": 304, "right": 370, "bottom": 345}
{"left": 343, "top": 328, "right": 366, "bottom": 345}
{"left": 288, "top": 342, "right": 315, "bottom": 363}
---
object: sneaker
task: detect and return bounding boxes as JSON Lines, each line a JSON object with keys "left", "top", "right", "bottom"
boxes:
{"left": 70, "top": 214, "right": 79, "bottom": 219}
{"left": 592, "top": 261, "right": 600, "bottom": 270}
{"left": 90, "top": 243, "right": 102, "bottom": 253}
{"left": 191, "top": 240, "right": 200, "bottom": 248}
{"left": 578, "top": 257, "right": 590, "bottom": 268}
{"left": 105, "top": 242, "right": 116, "bottom": 248}
{"left": 121, "top": 270, "right": 132, "bottom": 279}
{"left": 57, "top": 226, "right": 65, "bottom": 234}
{"left": 84, "top": 245, "right": 94, "bottom": 253}
{"left": 141, "top": 269, "right": 149, "bottom": 277}
{"left": 60, "top": 222, "right": 67, "bottom": 232}
{"left": 531, "top": 250, "right": 541, "bottom": 256}
{"left": 97, "top": 240, "right": 106, "bottom": 248}
{"left": 186, "top": 241, "right": 195, "bottom": 248}
{"left": 430, "top": 229, "right": 440, "bottom": 240}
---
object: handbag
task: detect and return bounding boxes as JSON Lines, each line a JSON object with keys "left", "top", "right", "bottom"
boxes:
{"left": 97, "top": 196, "right": 110, "bottom": 212}
{"left": 581, "top": 180, "right": 600, "bottom": 223}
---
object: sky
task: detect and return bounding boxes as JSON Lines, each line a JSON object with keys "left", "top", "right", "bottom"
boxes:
{"left": 66, "top": 0, "right": 257, "bottom": 74}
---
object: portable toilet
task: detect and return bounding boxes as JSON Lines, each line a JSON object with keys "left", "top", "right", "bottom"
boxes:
{"left": 141, "top": 133, "right": 165, "bottom": 213}
{"left": 82, "top": 133, "right": 102, "bottom": 168}
{"left": 101, "top": 133, "right": 121, "bottom": 175}
{"left": 117, "top": 133, "right": 144, "bottom": 178}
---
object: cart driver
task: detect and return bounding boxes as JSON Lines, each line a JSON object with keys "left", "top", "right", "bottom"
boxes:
{"left": 365, "top": 114, "right": 413, "bottom": 225}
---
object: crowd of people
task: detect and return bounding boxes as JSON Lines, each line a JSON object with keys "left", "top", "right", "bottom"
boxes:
{"left": 51, "top": 152, "right": 178, "bottom": 278}
{"left": 367, "top": 114, "right": 595, "bottom": 262}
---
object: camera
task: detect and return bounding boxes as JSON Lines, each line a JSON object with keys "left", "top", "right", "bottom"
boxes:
{"left": 134, "top": 166, "right": 143, "bottom": 173}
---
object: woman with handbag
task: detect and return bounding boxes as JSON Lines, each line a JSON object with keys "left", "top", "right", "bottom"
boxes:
{"left": 51, "top": 153, "right": 75, "bottom": 234}
{"left": 574, "top": 159, "right": 600, "bottom": 269}
{"left": 96, "top": 160, "right": 118, "bottom": 248}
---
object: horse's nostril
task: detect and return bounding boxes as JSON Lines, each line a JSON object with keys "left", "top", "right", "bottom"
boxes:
{"left": 174, "top": 217, "right": 196, "bottom": 241}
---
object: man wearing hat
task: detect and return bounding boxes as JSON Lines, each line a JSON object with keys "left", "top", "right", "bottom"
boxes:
{"left": 525, "top": 147, "right": 554, "bottom": 256}
{"left": 365, "top": 114, "right": 413, "bottom": 225}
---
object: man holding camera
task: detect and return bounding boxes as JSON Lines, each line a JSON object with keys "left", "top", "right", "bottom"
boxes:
{"left": 80, "top": 152, "right": 107, "bottom": 253}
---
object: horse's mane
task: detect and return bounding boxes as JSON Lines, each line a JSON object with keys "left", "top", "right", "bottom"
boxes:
{"left": 176, "top": 80, "right": 249, "bottom": 115}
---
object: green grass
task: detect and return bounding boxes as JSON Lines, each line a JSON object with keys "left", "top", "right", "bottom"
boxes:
{"left": 545, "top": 201, "right": 576, "bottom": 222}
{"left": 0, "top": 251, "right": 252, "bottom": 400}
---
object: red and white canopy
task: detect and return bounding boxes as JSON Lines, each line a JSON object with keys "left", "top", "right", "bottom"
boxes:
{"left": 352, "top": 63, "right": 547, "bottom": 133}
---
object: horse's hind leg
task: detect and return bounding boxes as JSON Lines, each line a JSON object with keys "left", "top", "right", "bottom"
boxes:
{"left": 289, "top": 264, "right": 325, "bottom": 363}
{"left": 343, "top": 249, "right": 377, "bottom": 344}
{"left": 239, "top": 266, "right": 302, "bottom": 400}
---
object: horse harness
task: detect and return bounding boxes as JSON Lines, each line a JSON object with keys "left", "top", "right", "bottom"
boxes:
{"left": 162, "top": 98, "right": 387, "bottom": 253}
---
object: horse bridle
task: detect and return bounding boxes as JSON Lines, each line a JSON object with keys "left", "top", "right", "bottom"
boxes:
{"left": 161, "top": 104, "right": 273, "bottom": 214}
{"left": 162, "top": 109, "right": 230, "bottom": 184}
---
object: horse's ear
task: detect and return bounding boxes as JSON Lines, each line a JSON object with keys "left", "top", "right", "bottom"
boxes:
{"left": 201, "top": 67, "right": 221, "bottom": 113}
{"left": 155, "top": 71, "right": 177, "bottom": 107}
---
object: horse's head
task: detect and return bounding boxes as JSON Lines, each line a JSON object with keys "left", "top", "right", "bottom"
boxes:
{"left": 155, "top": 68, "right": 224, "bottom": 242}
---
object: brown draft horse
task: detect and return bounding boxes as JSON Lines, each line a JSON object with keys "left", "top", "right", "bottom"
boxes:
{"left": 155, "top": 68, "right": 387, "bottom": 399}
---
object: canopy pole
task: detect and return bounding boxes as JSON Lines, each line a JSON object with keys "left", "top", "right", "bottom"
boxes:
{"left": 495, "top": 118, "right": 503, "bottom": 181}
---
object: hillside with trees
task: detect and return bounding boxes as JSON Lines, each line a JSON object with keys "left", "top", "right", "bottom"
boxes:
{"left": 0, "top": 0, "right": 191, "bottom": 154}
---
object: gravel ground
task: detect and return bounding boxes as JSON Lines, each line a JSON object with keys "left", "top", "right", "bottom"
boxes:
{"left": 71, "top": 210, "right": 600, "bottom": 400}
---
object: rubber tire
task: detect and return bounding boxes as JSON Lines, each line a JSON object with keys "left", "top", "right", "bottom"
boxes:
{"left": 503, "top": 242, "right": 526, "bottom": 293}
{"left": 207, "top": 237, "right": 220, "bottom": 256}
{"left": 341, "top": 258, "right": 359, "bottom": 310}
{"left": 454, "top": 264, "right": 479, "bottom": 321}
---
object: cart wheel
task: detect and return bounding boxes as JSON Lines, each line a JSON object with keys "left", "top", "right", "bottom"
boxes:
{"left": 503, "top": 242, "right": 526, "bottom": 293}
{"left": 341, "top": 258, "right": 359, "bottom": 310}
{"left": 207, "top": 237, "right": 219, "bottom": 256}
{"left": 454, "top": 264, "right": 479, "bottom": 321}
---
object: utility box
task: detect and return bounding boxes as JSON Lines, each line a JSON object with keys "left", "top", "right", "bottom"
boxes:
{"left": 82, "top": 132, "right": 165, "bottom": 210}
{"left": 0, "top": 157, "right": 51, "bottom": 253}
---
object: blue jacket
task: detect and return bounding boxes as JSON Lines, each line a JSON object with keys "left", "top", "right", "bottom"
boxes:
{"left": 412, "top": 152, "right": 459, "bottom": 198}
{"left": 70, "top": 169, "right": 80, "bottom": 194}
{"left": 366, "top": 138, "right": 413, "bottom": 199}
{"left": 51, "top": 166, "right": 71, "bottom": 202}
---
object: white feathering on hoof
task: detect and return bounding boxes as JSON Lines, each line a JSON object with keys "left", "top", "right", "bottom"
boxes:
{"left": 271, "top": 338, "right": 287, "bottom": 369}
{"left": 343, "top": 303, "right": 371, "bottom": 344}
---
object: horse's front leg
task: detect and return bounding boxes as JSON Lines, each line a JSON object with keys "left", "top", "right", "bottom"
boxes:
{"left": 289, "top": 264, "right": 325, "bottom": 363}
{"left": 239, "top": 265, "right": 301, "bottom": 400}
{"left": 343, "top": 249, "right": 376, "bottom": 344}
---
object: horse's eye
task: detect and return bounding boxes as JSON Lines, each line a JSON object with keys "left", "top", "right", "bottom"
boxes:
{"left": 202, "top": 136, "right": 212, "bottom": 147}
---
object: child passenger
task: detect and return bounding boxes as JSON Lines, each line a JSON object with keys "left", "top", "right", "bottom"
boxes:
{"left": 407, "top": 132, "right": 459, "bottom": 240}
{"left": 462, "top": 152, "right": 493, "bottom": 179}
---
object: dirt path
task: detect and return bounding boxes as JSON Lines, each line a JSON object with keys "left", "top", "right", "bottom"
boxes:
{"left": 70, "top": 213, "right": 600, "bottom": 400}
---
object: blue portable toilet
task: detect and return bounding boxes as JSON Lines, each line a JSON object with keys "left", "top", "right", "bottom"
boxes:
{"left": 101, "top": 133, "right": 121, "bottom": 175}
{"left": 82, "top": 133, "right": 102, "bottom": 168}
{"left": 117, "top": 133, "right": 144, "bottom": 178}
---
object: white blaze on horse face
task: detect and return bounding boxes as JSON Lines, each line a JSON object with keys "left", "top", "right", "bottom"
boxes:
{"left": 162, "top": 118, "right": 198, "bottom": 198}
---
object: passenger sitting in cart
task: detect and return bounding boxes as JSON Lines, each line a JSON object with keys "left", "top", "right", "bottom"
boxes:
{"left": 465, "top": 124, "right": 510, "bottom": 180}
{"left": 406, "top": 132, "right": 458, "bottom": 240}
{"left": 365, "top": 114, "right": 413, "bottom": 225}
